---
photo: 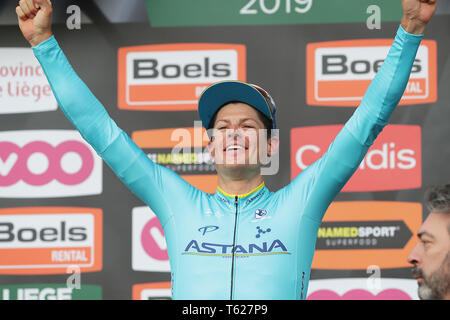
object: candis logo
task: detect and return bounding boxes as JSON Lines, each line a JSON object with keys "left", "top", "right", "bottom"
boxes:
{"left": 118, "top": 43, "right": 246, "bottom": 111}
{"left": 306, "top": 39, "right": 437, "bottom": 106}
{"left": 291, "top": 124, "right": 421, "bottom": 192}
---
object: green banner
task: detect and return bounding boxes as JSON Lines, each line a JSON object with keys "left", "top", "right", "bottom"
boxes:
{"left": 0, "top": 284, "right": 102, "bottom": 300}
{"left": 145, "top": 0, "right": 403, "bottom": 27}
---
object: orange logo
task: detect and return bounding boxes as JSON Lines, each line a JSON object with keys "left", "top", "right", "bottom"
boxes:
{"left": 311, "top": 201, "right": 422, "bottom": 270}
{"left": 132, "top": 282, "right": 171, "bottom": 300}
{"left": 306, "top": 39, "right": 437, "bottom": 106}
{"left": 118, "top": 43, "right": 246, "bottom": 111}
{"left": 0, "top": 207, "right": 102, "bottom": 275}
{"left": 291, "top": 124, "right": 421, "bottom": 192}
{"left": 132, "top": 127, "right": 217, "bottom": 193}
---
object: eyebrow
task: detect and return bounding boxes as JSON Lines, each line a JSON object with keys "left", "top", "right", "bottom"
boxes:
{"left": 417, "top": 231, "right": 435, "bottom": 240}
{"left": 215, "top": 118, "right": 259, "bottom": 124}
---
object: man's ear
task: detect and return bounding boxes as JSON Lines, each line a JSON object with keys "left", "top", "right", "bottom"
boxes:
{"left": 207, "top": 138, "right": 215, "bottom": 160}
{"left": 267, "top": 135, "right": 280, "bottom": 156}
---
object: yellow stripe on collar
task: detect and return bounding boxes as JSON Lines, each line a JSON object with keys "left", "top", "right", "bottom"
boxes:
{"left": 217, "top": 182, "right": 265, "bottom": 199}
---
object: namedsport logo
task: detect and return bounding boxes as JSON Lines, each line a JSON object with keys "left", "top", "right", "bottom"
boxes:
{"left": 306, "top": 38, "right": 437, "bottom": 106}
{"left": 132, "top": 127, "right": 217, "bottom": 193}
{"left": 311, "top": 201, "right": 421, "bottom": 270}
{"left": 118, "top": 43, "right": 246, "bottom": 111}
{"left": 0, "top": 207, "right": 102, "bottom": 275}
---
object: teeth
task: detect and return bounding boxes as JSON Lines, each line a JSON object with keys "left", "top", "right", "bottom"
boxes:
{"left": 226, "top": 145, "right": 244, "bottom": 151}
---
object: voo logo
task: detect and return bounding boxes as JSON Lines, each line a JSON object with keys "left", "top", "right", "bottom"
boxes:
{"left": 0, "top": 130, "right": 102, "bottom": 198}
{"left": 0, "top": 141, "right": 93, "bottom": 186}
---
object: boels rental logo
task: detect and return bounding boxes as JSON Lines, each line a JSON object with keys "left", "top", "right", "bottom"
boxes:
{"left": 118, "top": 43, "right": 246, "bottom": 111}
{"left": 311, "top": 201, "right": 422, "bottom": 270}
{"left": 291, "top": 124, "right": 421, "bottom": 192}
{"left": 306, "top": 38, "right": 437, "bottom": 106}
{"left": 0, "top": 207, "right": 102, "bottom": 275}
{"left": 132, "top": 126, "right": 217, "bottom": 193}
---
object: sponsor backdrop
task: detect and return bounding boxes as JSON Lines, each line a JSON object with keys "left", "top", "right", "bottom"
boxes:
{"left": 0, "top": 0, "right": 449, "bottom": 300}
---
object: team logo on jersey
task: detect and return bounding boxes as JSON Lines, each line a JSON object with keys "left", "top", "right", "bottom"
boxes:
{"left": 255, "top": 226, "right": 271, "bottom": 238}
{"left": 254, "top": 209, "right": 267, "bottom": 219}
{"left": 183, "top": 239, "right": 289, "bottom": 257}
{"left": 198, "top": 226, "right": 219, "bottom": 236}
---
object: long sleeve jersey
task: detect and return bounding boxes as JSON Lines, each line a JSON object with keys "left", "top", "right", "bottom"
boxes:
{"left": 32, "top": 26, "right": 422, "bottom": 299}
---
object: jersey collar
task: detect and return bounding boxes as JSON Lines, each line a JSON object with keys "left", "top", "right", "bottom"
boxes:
{"left": 214, "top": 182, "right": 268, "bottom": 210}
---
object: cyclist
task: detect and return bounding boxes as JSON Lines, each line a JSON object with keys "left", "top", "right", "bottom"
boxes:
{"left": 16, "top": 0, "right": 438, "bottom": 299}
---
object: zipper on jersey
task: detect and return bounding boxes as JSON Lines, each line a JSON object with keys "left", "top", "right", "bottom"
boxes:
{"left": 230, "top": 196, "right": 239, "bottom": 300}
{"left": 300, "top": 271, "right": 306, "bottom": 300}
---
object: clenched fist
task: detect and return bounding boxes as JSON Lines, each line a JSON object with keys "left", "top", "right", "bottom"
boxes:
{"left": 16, "top": 0, "right": 53, "bottom": 47}
{"left": 401, "top": 0, "right": 438, "bottom": 34}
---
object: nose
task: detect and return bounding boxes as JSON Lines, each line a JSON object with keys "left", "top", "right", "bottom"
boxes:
{"left": 407, "top": 242, "right": 421, "bottom": 266}
{"left": 226, "top": 127, "right": 242, "bottom": 139}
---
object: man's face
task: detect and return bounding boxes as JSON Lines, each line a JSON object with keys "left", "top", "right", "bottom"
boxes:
{"left": 407, "top": 212, "right": 450, "bottom": 300}
{"left": 207, "top": 102, "right": 277, "bottom": 175}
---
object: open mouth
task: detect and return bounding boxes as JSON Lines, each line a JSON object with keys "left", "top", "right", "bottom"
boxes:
{"left": 225, "top": 145, "right": 247, "bottom": 152}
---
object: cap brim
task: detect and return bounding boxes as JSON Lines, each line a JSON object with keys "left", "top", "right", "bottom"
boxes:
{"left": 198, "top": 81, "right": 273, "bottom": 129}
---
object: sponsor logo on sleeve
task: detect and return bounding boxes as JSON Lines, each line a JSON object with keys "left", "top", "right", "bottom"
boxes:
{"left": 0, "top": 130, "right": 102, "bottom": 198}
{"left": 132, "top": 206, "right": 170, "bottom": 273}
{"left": 118, "top": 43, "right": 246, "bottom": 111}
{"left": 311, "top": 201, "right": 421, "bottom": 270}
{"left": 291, "top": 125, "right": 421, "bottom": 191}
{"left": 132, "top": 282, "right": 172, "bottom": 300}
{"left": 307, "top": 278, "right": 418, "bottom": 300}
{"left": 306, "top": 39, "right": 437, "bottom": 106}
{"left": 0, "top": 207, "right": 102, "bottom": 275}
{"left": 132, "top": 127, "right": 217, "bottom": 193}
{"left": 0, "top": 284, "right": 102, "bottom": 300}
{"left": 0, "top": 48, "right": 57, "bottom": 114}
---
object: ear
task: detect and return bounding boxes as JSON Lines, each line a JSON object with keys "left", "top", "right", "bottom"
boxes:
{"left": 267, "top": 135, "right": 280, "bottom": 157}
{"left": 207, "top": 138, "right": 215, "bottom": 160}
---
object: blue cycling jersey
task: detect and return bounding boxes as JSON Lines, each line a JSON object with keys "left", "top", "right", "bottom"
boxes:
{"left": 32, "top": 26, "right": 422, "bottom": 300}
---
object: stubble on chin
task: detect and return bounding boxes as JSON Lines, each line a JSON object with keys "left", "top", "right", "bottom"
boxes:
{"left": 414, "top": 252, "right": 450, "bottom": 300}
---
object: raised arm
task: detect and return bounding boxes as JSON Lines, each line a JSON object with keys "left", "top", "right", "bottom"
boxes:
{"left": 288, "top": 0, "right": 438, "bottom": 223}
{"left": 16, "top": 0, "right": 196, "bottom": 226}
